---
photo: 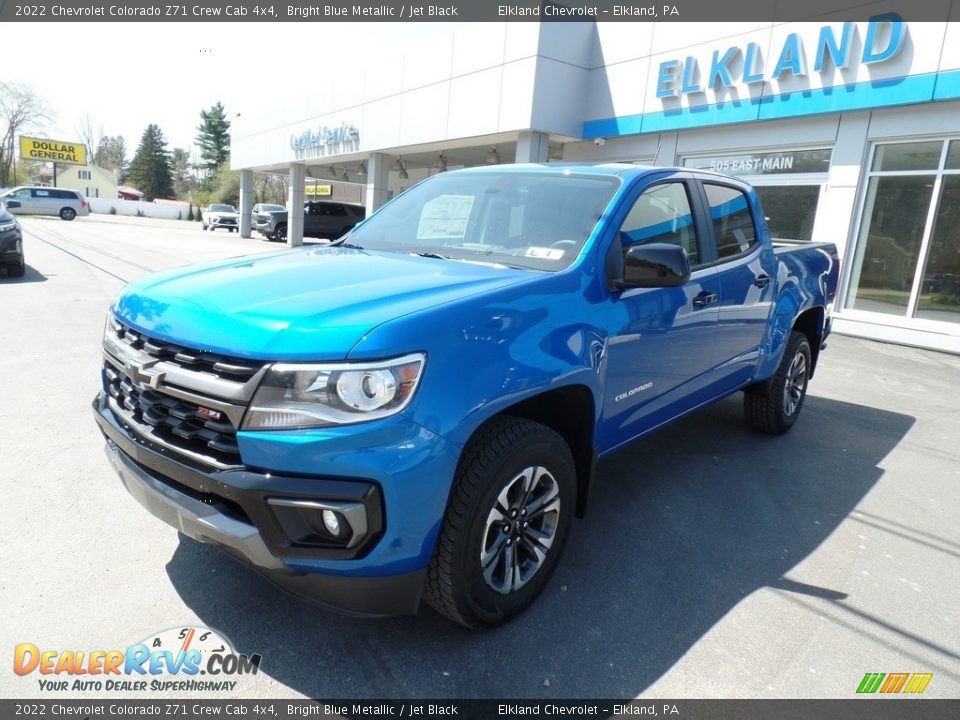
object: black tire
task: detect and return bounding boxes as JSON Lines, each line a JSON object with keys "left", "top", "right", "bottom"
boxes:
{"left": 274, "top": 223, "right": 287, "bottom": 242}
{"left": 744, "top": 331, "right": 812, "bottom": 435}
{"left": 425, "top": 416, "right": 575, "bottom": 628}
{"left": 60, "top": 207, "right": 76, "bottom": 221}
{"left": 7, "top": 260, "right": 25, "bottom": 278}
{"left": 202, "top": 223, "right": 208, "bottom": 231}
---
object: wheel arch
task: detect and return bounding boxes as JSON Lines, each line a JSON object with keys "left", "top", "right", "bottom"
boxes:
{"left": 463, "top": 384, "right": 597, "bottom": 519}
{"left": 792, "top": 307, "right": 825, "bottom": 378}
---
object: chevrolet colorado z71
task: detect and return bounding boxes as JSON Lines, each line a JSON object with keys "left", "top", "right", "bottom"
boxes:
{"left": 94, "top": 164, "right": 839, "bottom": 627}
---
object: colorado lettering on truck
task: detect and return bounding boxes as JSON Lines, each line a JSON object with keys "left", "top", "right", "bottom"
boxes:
{"left": 93, "top": 164, "right": 839, "bottom": 628}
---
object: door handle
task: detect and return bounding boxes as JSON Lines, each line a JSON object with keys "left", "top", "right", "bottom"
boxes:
{"left": 754, "top": 274, "right": 772, "bottom": 288}
{"left": 692, "top": 292, "right": 719, "bottom": 307}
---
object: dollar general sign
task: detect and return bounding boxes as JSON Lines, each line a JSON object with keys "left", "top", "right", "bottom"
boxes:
{"left": 19, "top": 136, "right": 87, "bottom": 166}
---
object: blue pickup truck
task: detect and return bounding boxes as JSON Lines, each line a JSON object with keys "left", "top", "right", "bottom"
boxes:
{"left": 94, "top": 164, "right": 839, "bottom": 627}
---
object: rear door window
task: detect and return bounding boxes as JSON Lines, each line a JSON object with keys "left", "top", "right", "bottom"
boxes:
{"left": 703, "top": 183, "right": 758, "bottom": 259}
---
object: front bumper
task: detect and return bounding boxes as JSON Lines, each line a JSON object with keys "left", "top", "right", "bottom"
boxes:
{"left": 94, "top": 395, "right": 437, "bottom": 616}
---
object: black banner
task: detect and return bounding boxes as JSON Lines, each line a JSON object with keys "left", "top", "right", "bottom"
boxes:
{"left": 0, "top": 0, "right": 953, "bottom": 23}
{"left": 2, "top": 700, "right": 959, "bottom": 720}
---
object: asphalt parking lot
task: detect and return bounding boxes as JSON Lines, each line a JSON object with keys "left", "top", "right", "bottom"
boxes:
{"left": 1, "top": 214, "right": 958, "bottom": 700}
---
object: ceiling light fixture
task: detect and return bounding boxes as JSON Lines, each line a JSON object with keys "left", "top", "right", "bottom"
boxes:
{"left": 486, "top": 146, "right": 501, "bottom": 165}
{"left": 328, "top": 165, "right": 337, "bottom": 178}
{"left": 358, "top": 161, "right": 367, "bottom": 175}
{"left": 392, "top": 157, "right": 404, "bottom": 171}
{"left": 436, "top": 152, "right": 447, "bottom": 172}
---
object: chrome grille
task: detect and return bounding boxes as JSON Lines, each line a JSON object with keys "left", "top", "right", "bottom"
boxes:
{"left": 113, "top": 322, "right": 261, "bottom": 382}
{"left": 102, "top": 319, "right": 269, "bottom": 469}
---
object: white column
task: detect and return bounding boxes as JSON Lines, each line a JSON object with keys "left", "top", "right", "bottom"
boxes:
{"left": 365, "top": 153, "right": 390, "bottom": 216}
{"left": 515, "top": 131, "right": 550, "bottom": 163}
{"left": 239, "top": 169, "right": 253, "bottom": 238}
{"left": 287, "top": 163, "right": 306, "bottom": 247}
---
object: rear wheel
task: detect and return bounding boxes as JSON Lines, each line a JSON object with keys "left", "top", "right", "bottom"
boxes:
{"left": 425, "top": 416, "right": 575, "bottom": 628}
{"left": 744, "top": 331, "right": 811, "bottom": 435}
{"left": 59, "top": 207, "right": 76, "bottom": 221}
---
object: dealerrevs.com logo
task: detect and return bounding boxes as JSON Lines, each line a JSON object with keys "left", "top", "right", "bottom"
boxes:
{"left": 13, "top": 626, "right": 261, "bottom": 693}
{"left": 856, "top": 672, "right": 934, "bottom": 694}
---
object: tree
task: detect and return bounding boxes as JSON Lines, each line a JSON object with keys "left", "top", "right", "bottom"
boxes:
{"left": 94, "top": 134, "right": 128, "bottom": 178}
{"left": 0, "top": 82, "right": 55, "bottom": 187}
{"left": 128, "top": 124, "right": 173, "bottom": 200}
{"left": 75, "top": 114, "right": 101, "bottom": 161}
{"left": 210, "top": 163, "right": 240, "bottom": 206}
{"left": 255, "top": 172, "right": 287, "bottom": 204}
{"left": 196, "top": 102, "right": 231, "bottom": 174}
{"left": 170, "top": 147, "right": 197, "bottom": 199}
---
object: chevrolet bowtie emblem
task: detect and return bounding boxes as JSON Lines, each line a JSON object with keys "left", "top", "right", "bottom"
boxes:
{"left": 124, "top": 359, "right": 165, "bottom": 390}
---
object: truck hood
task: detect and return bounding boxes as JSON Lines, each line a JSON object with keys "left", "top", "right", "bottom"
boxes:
{"left": 113, "top": 247, "right": 532, "bottom": 360}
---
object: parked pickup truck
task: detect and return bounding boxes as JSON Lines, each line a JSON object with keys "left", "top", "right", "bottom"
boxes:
{"left": 254, "top": 200, "right": 365, "bottom": 242}
{"left": 93, "top": 165, "right": 838, "bottom": 627}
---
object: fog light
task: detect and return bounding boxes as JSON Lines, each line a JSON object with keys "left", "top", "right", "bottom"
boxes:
{"left": 322, "top": 509, "right": 341, "bottom": 536}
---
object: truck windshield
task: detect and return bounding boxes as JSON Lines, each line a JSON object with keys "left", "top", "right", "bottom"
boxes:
{"left": 347, "top": 171, "right": 620, "bottom": 271}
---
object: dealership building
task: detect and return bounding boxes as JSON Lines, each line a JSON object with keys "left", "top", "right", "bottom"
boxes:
{"left": 231, "top": 19, "right": 960, "bottom": 353}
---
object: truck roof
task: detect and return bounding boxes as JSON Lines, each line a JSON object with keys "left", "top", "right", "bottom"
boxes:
{"left": 450, "top": 162, "right": 727, "bottom": 182}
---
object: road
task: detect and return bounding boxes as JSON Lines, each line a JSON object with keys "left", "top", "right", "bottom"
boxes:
{"left": 1, "top": 214, "right": 958, "bottom": 701}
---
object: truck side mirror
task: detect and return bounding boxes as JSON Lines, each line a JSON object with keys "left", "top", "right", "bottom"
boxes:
{"left": 616, "top": 243, "right": 691, "bottom": 289}
{"left": 5, "top": 200, "right": 21, "bottom": 209}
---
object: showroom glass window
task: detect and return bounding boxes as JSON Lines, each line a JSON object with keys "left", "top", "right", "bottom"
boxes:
{"left": 846, "top": 140, "right": 960, "bottom": 325}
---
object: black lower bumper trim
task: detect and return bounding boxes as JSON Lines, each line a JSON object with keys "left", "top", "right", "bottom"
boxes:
{"left": 93, "top": 394, "right": 424, "bottom": 616}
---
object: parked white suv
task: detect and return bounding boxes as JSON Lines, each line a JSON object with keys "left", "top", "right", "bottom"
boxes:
{"left": 201, "top": 204, "right": 239, "bottom": 232}
{"left": 0, "top": 186, "right": 90, "bottom": 221}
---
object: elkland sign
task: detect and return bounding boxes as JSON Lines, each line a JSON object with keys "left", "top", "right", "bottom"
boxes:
{"left": 656, "top": 15, "right": 905, "bottom": 99}
{"left": 19, "top": 136, "right": 87, "bottom": 166}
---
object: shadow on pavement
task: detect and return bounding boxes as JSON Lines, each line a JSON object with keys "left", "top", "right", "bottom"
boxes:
{"left": 0, "top": 264, "right": 47, "bottom": 283}
{"left": 166, "top": 394, "right": 914, "bottom": 698}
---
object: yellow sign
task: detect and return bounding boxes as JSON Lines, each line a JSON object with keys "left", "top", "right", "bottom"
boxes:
{"left": 19, "top": 136, "right": 87, "bottom": 166}
{"left": 305, "top": 184, "right": 332, "bottom": 196}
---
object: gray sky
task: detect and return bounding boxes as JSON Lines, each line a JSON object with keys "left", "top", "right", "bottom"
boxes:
{"left": 8, "top": 22, "right": 464, "bottom": 159}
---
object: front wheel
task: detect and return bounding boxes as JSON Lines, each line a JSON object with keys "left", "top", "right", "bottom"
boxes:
{"left": 60, "top": 207, "right": 76, "bottom": 221}
{"left": 743, "top": 331, "right": 812, "bottom": 435}
{"left": 425, "top": 416, "right": 575, "bottom": 628}
{"left": 274, "top": 223, "right": 287, "bottom": 242}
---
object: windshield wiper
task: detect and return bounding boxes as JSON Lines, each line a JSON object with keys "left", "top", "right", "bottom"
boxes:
{"left": 412, "top": 251, "right": 454, "bottom": 260}
{"left": 330, "top": 239, "right": 364, "bottom": 249}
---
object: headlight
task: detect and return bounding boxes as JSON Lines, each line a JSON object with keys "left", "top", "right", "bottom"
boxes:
{"left": 242, "top": 353, "right": 425, "bottom": 430}
{"left": 0, "top": 221, "right": 16, "bottom": 232}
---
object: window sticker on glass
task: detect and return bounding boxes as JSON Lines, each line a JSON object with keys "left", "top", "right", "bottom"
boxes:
{"left": 417, "top": 195, "right": 475, "bottom": 240}
{"left": 525, "top": 247, "right": 565, "bottom": 260}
